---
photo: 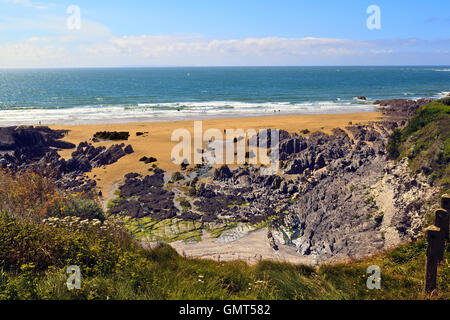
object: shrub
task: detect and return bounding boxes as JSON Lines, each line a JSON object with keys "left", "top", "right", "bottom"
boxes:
{"left": 387, "top": 128, "right": 402, "bottom": 159}
{"left": 0, "top": 169, "right": 57, "bottom": 219}
{"left": 171, "top": 172, "right": 184, "bottom": 182}
{"left": 42, "top": 194, "right": 105, "bottom": 221}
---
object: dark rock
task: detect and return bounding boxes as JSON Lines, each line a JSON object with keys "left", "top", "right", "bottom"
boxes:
{"left": 248, "top": 129, "right": 291, "bottom": 148}
{"left": 140, "top": 156, "right": 157, "bottom": 164}
{"left": 279, "top": 137, "right": 307, "bottom": 155}
{"left": 214, "top": 165, "right": 233, "bottom": 180}
{"left": 180, "top": 211, "right": 202, "bottom": 221}
{"left": 125, "top": 172, "right": 141, "bottom": 179}
{"left": 109, "top": 172, "right": 178, "bottom": 221}
{"left": 90, "top": 144, "right": 126, "bottom": 167}
{"left": 93, "top": 131, "right": 130, "bottom": 141}
{"left": 171, "top": 172, "right": 184, "bottom": 182}
{"left": 124, "top": 145, "right": 134, "bottom": 154}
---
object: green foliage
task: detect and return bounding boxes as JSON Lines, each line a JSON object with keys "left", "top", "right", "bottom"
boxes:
{"left": 44, "top": 195, "right": 105, "bottom": 221}
{"left": 402, "top": 100, "right": 450, "bottom": 137}
{"left": 0, "top": 169, "right": 102, "bottom": 221}
{"left": 171, "top": 172, "right": 184, "bottom": 182}
{"left": 387, "top": 99, "right": 450, "bottom": 191}
{"left": 387, "top": 128, "right": 402, "bottom": 159}
{"left": 0, "top": 212, "right": 133, "bottom": 275}
{"left": 179, "top": 198, "right": 191, "bottom": 211}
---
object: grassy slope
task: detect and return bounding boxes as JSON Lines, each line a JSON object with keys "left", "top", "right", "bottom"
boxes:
{"left": 1, "top": 214, "right": 448, "bottom": 300}
{"left": 1, "top": 100, "right": 449, "bottom": 300}
{"left": 387, "top": 98, "right": 450, "bottom": 193}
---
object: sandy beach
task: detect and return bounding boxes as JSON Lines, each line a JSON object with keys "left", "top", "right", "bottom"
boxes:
{"left": 51, "top": 113, "right": 381, "bottom": 195}
{"left": 51, "top": 112, "right": 381, "bottom": 201}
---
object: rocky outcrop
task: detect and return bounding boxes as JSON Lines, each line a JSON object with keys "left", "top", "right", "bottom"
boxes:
{"left": 248, "top": 129, "right": 292, "bottom": 148}
{"left": 109, "top": 171, "right": 178, "bottom": 220}
{"left": 375, "top": 98, "right": 434, "bottom": 128}
{"left": 93, "top": 131, "right": 130, "bottom": 141}
{"left": 0, "top": 126, "right": 133, "bottom": 194}
{"left": 139, "top": 156, "right": 157, "bottom": 164}
{"left": 156, "top": 99, "right": 438, "bottom": 263}
{"left": 2, "top": 99, "right": 439, "bottom": 264}
{"left": 214, "top": 165, "right": 233, "bottom": 180}
{"left": 0, "top": 126, "right": 75, "bottom": 165}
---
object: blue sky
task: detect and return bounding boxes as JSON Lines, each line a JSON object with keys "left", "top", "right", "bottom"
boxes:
{"left": 0, "top": 0, "right": 449, "bottom": 67}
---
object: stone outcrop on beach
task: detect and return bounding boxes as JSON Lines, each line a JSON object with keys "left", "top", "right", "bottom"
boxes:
{"left": 375, "top": 98, "right": 434, "bottom": 128}
{"left": 214, "top": 164, "right": 233, "bottom": 180}
{"left": 0, "top": 126, "right": 75, "bottom": 163}
{"left": 92, "top": 131, "right": 130, "bottom": 141}
{"left": 0, "top": 126, "right": 134, "bottom": 194}
{"left": 108, "top": 171, "right": 178, "bottom": 220}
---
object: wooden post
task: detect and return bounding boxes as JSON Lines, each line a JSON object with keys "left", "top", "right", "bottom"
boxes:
{"left": 440, "top": 194, "right": 449, "bottom": 240}
{"left": 442, "top": 194, "right": 450, "bottom": 211}
{"left": 424, "top": 226, "right": 442, "bottom": 293}
{"left": 435, "top": 208, "right": 448, "bottom": 263}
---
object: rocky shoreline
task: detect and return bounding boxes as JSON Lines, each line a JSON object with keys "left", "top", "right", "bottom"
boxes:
{"left": 0, "top": 99, "right": 440, "bottom": 264}
{"left": 0, "top": 126, "right": 134, "bottom": 194}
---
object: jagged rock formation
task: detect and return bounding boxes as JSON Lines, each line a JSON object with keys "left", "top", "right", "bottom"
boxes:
{"left": 0, "top": 126, "right": 133, "bottom": 194}
{"left": 92, "top": 131, "right": 130, "bottom": 141}
{"left": 147, "top": 98, "right": 438, "bottom": 263}
{"left": 108, "top": 172, "right": 178, "bottom": 220}
{"left": 375, "top": 98, "right": 434, "bottom": 128}
{"left": 0, "top": 126, "right": 75, "bottom": 165}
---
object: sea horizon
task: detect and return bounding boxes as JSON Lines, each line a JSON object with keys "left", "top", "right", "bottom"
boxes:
{"left": 1, "top": 66, "right": 449, "bottom": 126}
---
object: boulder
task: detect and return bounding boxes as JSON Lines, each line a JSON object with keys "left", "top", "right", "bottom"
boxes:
{"left": 214, "top": 164, "right": 233, "bottom": 180}
{"left": 93, "top": 131, "right": 130, "bottom": 141}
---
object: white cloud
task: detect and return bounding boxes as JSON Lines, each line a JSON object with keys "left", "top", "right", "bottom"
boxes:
{"left": 0, "top": 0, "right": 51, "bottom": 9}
{"left": 0, "top": 30, "right": 448, "bottom": 67}
{"left": 79, "top": 35, "right": 367, "bottom": 60}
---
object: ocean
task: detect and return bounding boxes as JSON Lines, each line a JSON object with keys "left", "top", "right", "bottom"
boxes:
{"left": 0, "top": 66, "right": 449, "bottom": 125}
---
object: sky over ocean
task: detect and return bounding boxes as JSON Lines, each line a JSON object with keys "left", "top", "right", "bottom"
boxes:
{"left": 0, "top": 0, "right": 449, "bottom": 67}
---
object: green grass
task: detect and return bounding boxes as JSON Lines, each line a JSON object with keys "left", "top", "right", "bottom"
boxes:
{"left": 1, "top": 213, "right": 448, "bottom": 300}
{"left": 387, "top": 98, "right": 450, "bottom": 192}
{"left": 205, "top": 222, "right": 239, "bottom": 239}
{"left": 123, "top": 216, "right": 203, "bottom": 243}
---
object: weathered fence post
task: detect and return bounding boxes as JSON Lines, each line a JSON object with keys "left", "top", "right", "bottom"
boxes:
{"left": 424, "top": 226, "right": 442, "bottom": 293}
{"left": 442, "top": 194, "right": 450, "bottom": 211}
{"left": 440, "top": 194, "right": 449, "bottom": 240}
{"left": 435, "top": 208, "right": 448, "bottom": 263}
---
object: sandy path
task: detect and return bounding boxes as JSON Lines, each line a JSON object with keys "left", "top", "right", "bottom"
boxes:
{"left": 376, "top": 175, "right": 401, "bottom": 248}
{"left": 170, "top": 228, "right": 314, "bottom": 265}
